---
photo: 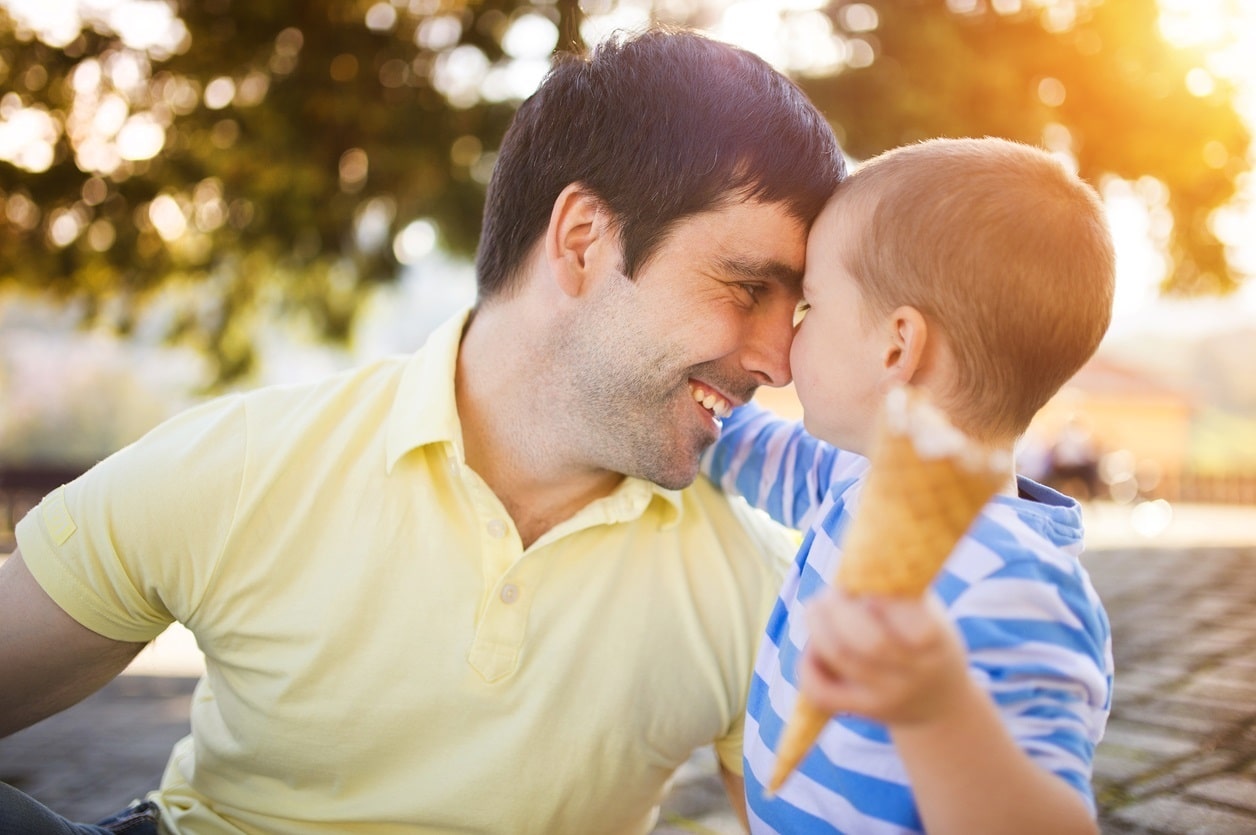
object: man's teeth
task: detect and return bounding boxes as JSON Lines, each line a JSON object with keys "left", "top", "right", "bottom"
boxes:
{"left": 690, "top": 385, "right": 732, "bottom": 419}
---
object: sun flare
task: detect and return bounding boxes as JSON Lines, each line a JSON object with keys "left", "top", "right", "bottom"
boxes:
{"left": 1157, "top": 0, "right": 1256, "bottom": 87}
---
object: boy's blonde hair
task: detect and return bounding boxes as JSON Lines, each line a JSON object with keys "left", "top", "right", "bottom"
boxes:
{"left": 838, "top": 137, "right": 1115, "bottom": 441}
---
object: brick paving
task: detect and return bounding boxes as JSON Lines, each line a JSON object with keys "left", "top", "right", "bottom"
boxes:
{"left": 1088, "top": 545, "right": 1256, "bottom": 835}
{"left": 2, "top": 509, "right": 1255, "bottom": 833}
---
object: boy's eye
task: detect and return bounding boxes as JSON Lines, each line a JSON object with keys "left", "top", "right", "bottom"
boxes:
{"left": 793, "top": 300, "right": 811, "bottom": 327}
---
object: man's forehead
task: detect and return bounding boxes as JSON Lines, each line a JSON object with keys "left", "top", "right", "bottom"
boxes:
{"left": 714, "top": 253, "right": 804, "bottom": 290}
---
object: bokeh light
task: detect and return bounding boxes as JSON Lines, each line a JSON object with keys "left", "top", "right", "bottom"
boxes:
{"left": 393, "top": 219, "right": 438, "bottom": 265}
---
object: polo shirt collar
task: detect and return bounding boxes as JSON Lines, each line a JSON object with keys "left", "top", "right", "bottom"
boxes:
{"left": 593, "top": 478, "right": 684, "bottom": 532}
{"left": 383, "top": 307, "right": 684, "bottom": 527}
{"left": 385, "top": 307, "right": 470, "bottom": 472}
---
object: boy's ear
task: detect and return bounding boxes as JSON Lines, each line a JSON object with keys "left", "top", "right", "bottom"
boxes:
{"left": 883, "top": 305, "right": 929, "bottom": 384}
{"left": 545, "top": 183, "right": 613, "bottom": 298}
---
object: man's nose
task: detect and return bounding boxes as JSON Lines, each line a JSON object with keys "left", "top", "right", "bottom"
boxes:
{"left": 740, "top": 303, "right": 795, "bottom": 388}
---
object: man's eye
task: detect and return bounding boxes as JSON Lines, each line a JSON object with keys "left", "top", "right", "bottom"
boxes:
{"left": 736, "top": 282, "right": 764, "bottom": 302}
{"left": 793, "top": 300, "right": 811, "bottom": 327}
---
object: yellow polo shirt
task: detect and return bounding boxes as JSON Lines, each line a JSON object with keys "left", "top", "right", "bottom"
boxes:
{"left": 17, "top": 310, "right": 794, "bottom": 835}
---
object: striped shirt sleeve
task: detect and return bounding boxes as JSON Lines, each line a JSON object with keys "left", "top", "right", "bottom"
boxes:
{"left": 701, "top": 402, "right": 868, "bottom": 530}
{"left": 945, "top": 507, "right": 1113, "bottom": 810}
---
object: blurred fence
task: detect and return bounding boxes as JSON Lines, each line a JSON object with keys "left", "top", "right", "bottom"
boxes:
{"left": 1045, "top": 449, "right": 1256, "bottom": 507}
{"left": 0, "top": 465, "right": 86, "bottom": 554}
{"left": 1172, "top": 470, "right": 1256, "bottom": 505}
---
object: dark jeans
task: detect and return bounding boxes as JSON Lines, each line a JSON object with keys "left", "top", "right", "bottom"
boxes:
{"left": 0, "top": 782, "right": 158, "bottom": 835}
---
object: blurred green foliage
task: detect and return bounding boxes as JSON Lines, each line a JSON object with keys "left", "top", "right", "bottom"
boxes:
{"left": 0, "top": 0, "right": 579, "bottom": 380}
{"left": 795, "top": 0, "right": 1250, "bottom": 299}
{"left": 0, "top": 0, "right": 1249, "bottom": 384}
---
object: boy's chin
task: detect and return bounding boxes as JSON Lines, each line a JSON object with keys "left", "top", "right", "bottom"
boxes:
{"left": 802, "top": 416, "right": 866, "bottom": 455}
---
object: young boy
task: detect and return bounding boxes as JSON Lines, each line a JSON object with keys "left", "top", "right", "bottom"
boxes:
{"left": 702, "top": 137, "right": 1115, "bottom": 834}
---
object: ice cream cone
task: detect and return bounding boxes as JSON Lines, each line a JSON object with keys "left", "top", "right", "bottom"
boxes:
{"left": 767, "top": 385, "right": 1009, "bottom": 795}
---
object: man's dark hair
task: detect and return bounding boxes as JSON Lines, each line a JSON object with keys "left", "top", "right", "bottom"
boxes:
{"left": 475, "top": 26, "right": 846, "bottom": 299}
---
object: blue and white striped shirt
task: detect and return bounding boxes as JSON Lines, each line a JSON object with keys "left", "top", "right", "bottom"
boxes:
{"left": 702, "top": 403, "right": 1114, "bottom": 834}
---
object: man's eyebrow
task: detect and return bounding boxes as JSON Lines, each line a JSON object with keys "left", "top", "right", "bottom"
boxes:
{"left": 715, "top": 255, "right": 805, "bottom": 292}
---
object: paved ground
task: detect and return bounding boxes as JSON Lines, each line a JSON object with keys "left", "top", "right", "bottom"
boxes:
{"left": 2, "top": 501, "right": 1255, "bottom": 834}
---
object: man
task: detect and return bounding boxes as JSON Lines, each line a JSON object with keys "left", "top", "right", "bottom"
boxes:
{"left": 0, "top": 27, "right": 844, "bottom": 834}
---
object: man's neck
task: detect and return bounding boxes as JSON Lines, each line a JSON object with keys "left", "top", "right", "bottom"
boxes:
{"left": 455, "top": 303, "right": 624, "bottom": 548}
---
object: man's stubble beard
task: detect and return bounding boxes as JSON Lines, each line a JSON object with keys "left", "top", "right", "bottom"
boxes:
{"left": 550, "top": 299, "right": 711, "bottom": 491}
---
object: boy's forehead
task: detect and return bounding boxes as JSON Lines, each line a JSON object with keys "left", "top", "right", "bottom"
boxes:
{"left": 806, "top": 194, "right": 849, "bottom": 250}
{"left": 821, "top": 189, "right": 866, "bottom": 225}
{"left": 807, "top": 197, "right": 854, "bottom": 247}
{"left": 803, "top": 201, "right": 862, "bottom": 292}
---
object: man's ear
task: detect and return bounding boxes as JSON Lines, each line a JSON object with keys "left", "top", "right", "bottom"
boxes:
{"left": 545, "top": 183, "right": 612, "bottom": 298}
{"left": 883, "top": 305, "right": 929, "bottom": 385}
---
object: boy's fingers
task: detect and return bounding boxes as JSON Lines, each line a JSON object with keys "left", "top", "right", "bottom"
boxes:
{"left": 874, "top": 595, "right": 941, "bottom": 650}
{"left": 803, "top": 596, "right": 838, "bottom": 659}
{"left": 800, "top": 646, "right": 904, "bottom": 720}
{"left": 797, "top": 650, "right": 866, "bottom": 716}
{"left": 815, "top": 591, "right": 889, "bottom": 658}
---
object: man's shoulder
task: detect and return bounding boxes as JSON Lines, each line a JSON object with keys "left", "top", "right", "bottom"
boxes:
{"left": 243, "top": 354, "right": 412, "bottom": 404}
{"left": 679, "top": 477, "right": 799, "bottom": 567}
{"left": 227, "top": 355, "right": 413, "bottom": 429}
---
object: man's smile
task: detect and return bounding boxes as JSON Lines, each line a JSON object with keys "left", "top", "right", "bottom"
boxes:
{"left": 688, "top": 380, "right": 734, "bottom": 419}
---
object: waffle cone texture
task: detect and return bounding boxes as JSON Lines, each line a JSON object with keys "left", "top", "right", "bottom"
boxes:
{"left": 767, "top": 386, "right": 1008, "bottom": 794}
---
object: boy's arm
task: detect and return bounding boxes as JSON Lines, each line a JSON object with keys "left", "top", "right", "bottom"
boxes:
{"left": 799, "top": 590, "right": 1100, "bottom": 835}
{"left": 892, "top": 677, "right": 1098, "bottom": 835}
{"left": 701, "top": 401, "right": 866, "bottom": 529}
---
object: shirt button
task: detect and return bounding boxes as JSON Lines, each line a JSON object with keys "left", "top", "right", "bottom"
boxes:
{"left": 500, "top": 583, "right": 520, "bottom": 604}
{"left": 486, "top": 519, "right": 508, "bottom": 539}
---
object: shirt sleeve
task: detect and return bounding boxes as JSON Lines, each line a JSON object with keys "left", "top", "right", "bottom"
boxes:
{"left": 15, "top": 395, "right": 249, "bottom": 643}
{"left": 700, "top": 401, "right": 867, "bottom": 530}
{"left": 950, "top": 544, "right": 1113, "bottom": 812}
{"left": 714, "top": 713, "right": 747, "bottom": 776}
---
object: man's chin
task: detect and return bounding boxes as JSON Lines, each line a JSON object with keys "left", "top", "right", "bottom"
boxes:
{"left": 618, "top": 422, "right": 710, "bottom": 490}
{"left": 650, "top": 470, "right": 699, "bottom": 492}
{"left": 634, "top": 453, "right": 702, "bottom": 492}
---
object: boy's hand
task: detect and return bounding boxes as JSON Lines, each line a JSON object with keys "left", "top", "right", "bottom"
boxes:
{"left": 797, "top": 587, "right": 971, "bottom": 727}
